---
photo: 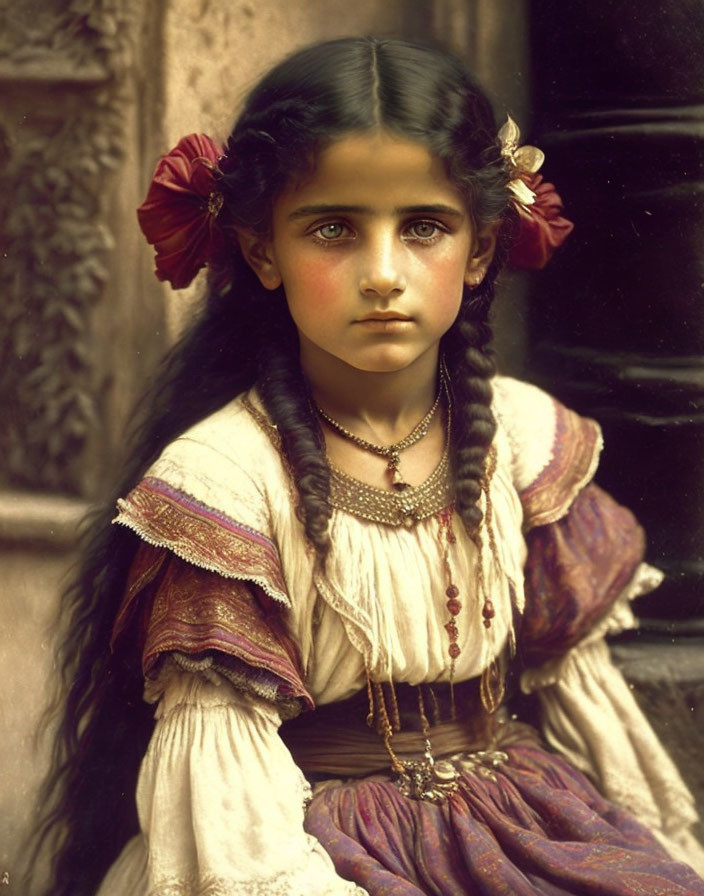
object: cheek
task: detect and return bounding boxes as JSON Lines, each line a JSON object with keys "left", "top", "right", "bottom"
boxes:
{"left": 433, "top": 293, "right": 464, "bottom": 335}
{"left": 417, "top": 245, "right": 469, "bottom": 305}
{"left": 283, "top": 256, "right": 344, "bottom": 315}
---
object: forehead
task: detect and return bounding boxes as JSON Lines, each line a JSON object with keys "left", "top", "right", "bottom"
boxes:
{"left": 275, "top": 130, "right": 467, "bottom": 212}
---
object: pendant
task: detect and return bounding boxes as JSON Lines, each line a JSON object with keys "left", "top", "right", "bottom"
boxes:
{"left": 480, "top": 657, "right": 505, "bottom": 715}
{"left": 388, "top": 453, "right": 409, "bottom": 491}
{"left": 391, "top": 468, "right": 409, "bottom": 491}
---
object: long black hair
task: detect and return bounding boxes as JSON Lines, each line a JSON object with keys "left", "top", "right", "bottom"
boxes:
{"left": 30, "top": 36, "right": 512, "bottom": 896}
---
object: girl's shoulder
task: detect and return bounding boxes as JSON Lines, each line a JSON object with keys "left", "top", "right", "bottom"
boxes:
{"left": 147, "top": 388, "right": 281, "bottom": 480}
{"left": 162, "top": 388, "right": 275, "bottom": 456}
{"left": 492, "top": 375, "right": 603, "bottom": 529}
{"left": 117, "top": 389, "right": 287, "bottom": 542}
{"left": 114, "top": 389, "right": 291, "bottom": 600}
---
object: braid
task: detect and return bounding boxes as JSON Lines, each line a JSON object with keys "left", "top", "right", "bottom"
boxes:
{"left": 256, "top": 312, "right": 332, "bottom": 556}
{"left": 444, "top": 282, "right": 498, "bottom": 534}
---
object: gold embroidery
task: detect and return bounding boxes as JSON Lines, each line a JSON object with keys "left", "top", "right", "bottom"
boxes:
{"left": 521, "top": 408, "right": 601, "bottom": 530}
{"left": 115, "top": 483, "right": 289, "bottom": 605}
{"left": 150, "top": 573, "right": 280, "bottom": 651}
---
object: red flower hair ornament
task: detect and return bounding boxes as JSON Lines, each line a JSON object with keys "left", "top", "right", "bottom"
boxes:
{"left": 137, "top": 133, "right": 225, "bottom": 289}
{"left": 137, "top": 123, "right": 572, "bottom": 289}
{"left": 499, "top": 116, "right": 574, "bottom": 270}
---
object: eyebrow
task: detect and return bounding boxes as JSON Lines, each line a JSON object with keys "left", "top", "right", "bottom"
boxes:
{"left": 288, "top": 203, "right": 465, "bottom": 220}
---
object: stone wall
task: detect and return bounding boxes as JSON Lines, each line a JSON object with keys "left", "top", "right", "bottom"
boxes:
{"left": 0, "top": 1, "right": 546, "bottom": 891}
{"left": 1, "top": 2, "right": 158, "bottom": 889}
{"left": 0, "top": 1, "right": 527, "bottom": 891}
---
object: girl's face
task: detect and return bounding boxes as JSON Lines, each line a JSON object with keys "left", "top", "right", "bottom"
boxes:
{"left": 240, "top": 130, "right": 496, "bottom": 378}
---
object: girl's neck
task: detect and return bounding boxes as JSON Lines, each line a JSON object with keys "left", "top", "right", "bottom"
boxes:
{"left": 301, "top": 348, "right": 440, "bottom": 443}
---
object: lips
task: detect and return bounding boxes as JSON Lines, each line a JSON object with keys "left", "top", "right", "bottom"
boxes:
{"left": 357, "top": 311, "right": 411, "bottom": 322}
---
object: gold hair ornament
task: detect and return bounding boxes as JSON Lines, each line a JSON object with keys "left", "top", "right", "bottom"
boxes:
{"left": 498, "top": 115, "right": 545, "bottom": 211}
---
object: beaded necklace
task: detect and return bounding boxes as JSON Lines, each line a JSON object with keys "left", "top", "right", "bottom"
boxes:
{"left": 315, "top": 372, "right": 447, "bottom": 491}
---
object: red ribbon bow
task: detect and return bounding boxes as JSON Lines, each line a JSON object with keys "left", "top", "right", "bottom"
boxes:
{"left": 137, "top": 133, "right": 225, "bottom": 289}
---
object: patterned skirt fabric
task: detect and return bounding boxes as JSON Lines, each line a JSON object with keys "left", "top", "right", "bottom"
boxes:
{"left": 304, "top": 744, "right": 704, "bottom": 896}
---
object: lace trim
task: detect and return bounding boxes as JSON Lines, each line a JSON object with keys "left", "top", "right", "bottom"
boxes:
{"left": 145, "top": 654, "right": 303, "bottom": 721}
{"left": 147, "top": 871, "right": 367, "bottom": 896}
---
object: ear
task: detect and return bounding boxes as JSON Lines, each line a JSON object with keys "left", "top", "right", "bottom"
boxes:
{"left": 464, "top": 221, "right": 500, "bottom": 288}
{"left": 236, "top": 229, "right": 282, "bottom": 290}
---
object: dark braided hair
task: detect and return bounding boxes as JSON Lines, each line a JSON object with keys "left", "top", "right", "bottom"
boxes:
{"left": 30, "top": 36, "right": 512, "bottom": 896}
{"left": 214, "top": 36, "right": 511, "bottom": 542}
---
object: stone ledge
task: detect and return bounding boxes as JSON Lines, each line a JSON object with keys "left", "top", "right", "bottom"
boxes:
{"left": 611, "top": 637, "right": 704, "bottom": 840}
{"left": 0, "top": 490, "right": 91, "bottom": 550}
{"left": 0, "top": 59, "right": 108, "bottom": 84}
{"left": 611, "top": 638, "right": 704, "bottom": 687}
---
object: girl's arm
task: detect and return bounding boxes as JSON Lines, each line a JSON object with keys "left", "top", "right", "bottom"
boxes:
{"left": 98, "top": 659, "right": 365, "bottom": 895}
{"left": 494, "top": 376, "right": 703, "bottom": 872}
{"left": 102, "top": 543, "right": 367, "bottom": 896}
{"left": 519, "top": 483, "right": 703, "bottom": 870}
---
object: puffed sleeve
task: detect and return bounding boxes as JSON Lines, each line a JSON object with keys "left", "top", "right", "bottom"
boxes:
{"left": 99, "top": 662, "right": 367, "bottom": 896}
{"left": 494, "top": 376, "right": 704, "bottom": 872}
{"left": 100, "top": 544, "right": 368, "bottom": 896}
{"left": 100, "top": 399, "right": 369, "bottom": 894}
{"left": 110, "top": 395, "right": 310, "bottom": 706}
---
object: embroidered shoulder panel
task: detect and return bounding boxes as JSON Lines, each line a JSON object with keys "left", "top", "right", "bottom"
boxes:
{"left": 114, "top": 476, "right": 290, "bottom": 606}
{"left": 141, "top": 558, "right": 312, "bottom": 710}
{"left": 519, "top": 402, "right": 601, "bottom": 530}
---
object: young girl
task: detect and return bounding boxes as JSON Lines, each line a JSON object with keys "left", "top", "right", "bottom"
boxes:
{"left": 34, "top": 36, "right": 704, "bottom": 896}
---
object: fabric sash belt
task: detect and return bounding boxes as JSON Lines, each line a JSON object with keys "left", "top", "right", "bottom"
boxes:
{"left": 280, "top": 680, "right": 538, "bottom": 777}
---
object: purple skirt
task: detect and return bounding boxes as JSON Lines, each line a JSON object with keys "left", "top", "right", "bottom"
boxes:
{"left": 304, "top": 744, "right": 704, "bottom": 895}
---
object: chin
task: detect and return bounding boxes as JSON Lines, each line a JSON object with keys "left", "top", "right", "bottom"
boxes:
{"left": 346, "top": 351, "right": 428, "bottom": 375}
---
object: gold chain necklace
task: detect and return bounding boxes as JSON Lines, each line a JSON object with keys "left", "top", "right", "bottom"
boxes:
{"left": 315, "top": 371, "right": 447, "bottom": 492}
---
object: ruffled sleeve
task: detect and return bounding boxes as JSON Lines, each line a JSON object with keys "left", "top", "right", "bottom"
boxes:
{"left": 494, "top": 376, "right": 704, "bottom": 871}
{"left": 99, "top": 662, "right": 367, "bottom": 896}
{"left": 110, "top": 394, "right": 313, "bottom": 712}
{"left": 102, "top": 541, "right": 365, "bottom": 892}
{"left": 111, "top": 542, "right": 313, "bottom": 714}
{"left": 493, "top": 376, "right": 651, "bottom": 653}
{"left": 520, "top": 481, "right": 648, "bottom": 664}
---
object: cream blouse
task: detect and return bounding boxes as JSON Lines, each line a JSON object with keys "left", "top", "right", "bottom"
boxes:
{"left": 99, "top": 377, "right": 703, "bottom": 895}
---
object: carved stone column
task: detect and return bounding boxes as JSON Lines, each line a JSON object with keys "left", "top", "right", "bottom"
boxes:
{"left": 528, "top": 1, "right": 704, "bottom": 822}
{"left": 0, "top": 1, "right": 166, "bottom": 887}
{"left": 0, "top": 0, "right": 167, "bottom": 500}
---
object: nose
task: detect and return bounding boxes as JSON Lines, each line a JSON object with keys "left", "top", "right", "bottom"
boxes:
{"left": 358, "top": 231, "right": 406, "bottom": 299}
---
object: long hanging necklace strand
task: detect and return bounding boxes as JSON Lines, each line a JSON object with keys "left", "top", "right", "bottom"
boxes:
{"left": 315, "top": 374, "right": 446, "bottom": 491}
